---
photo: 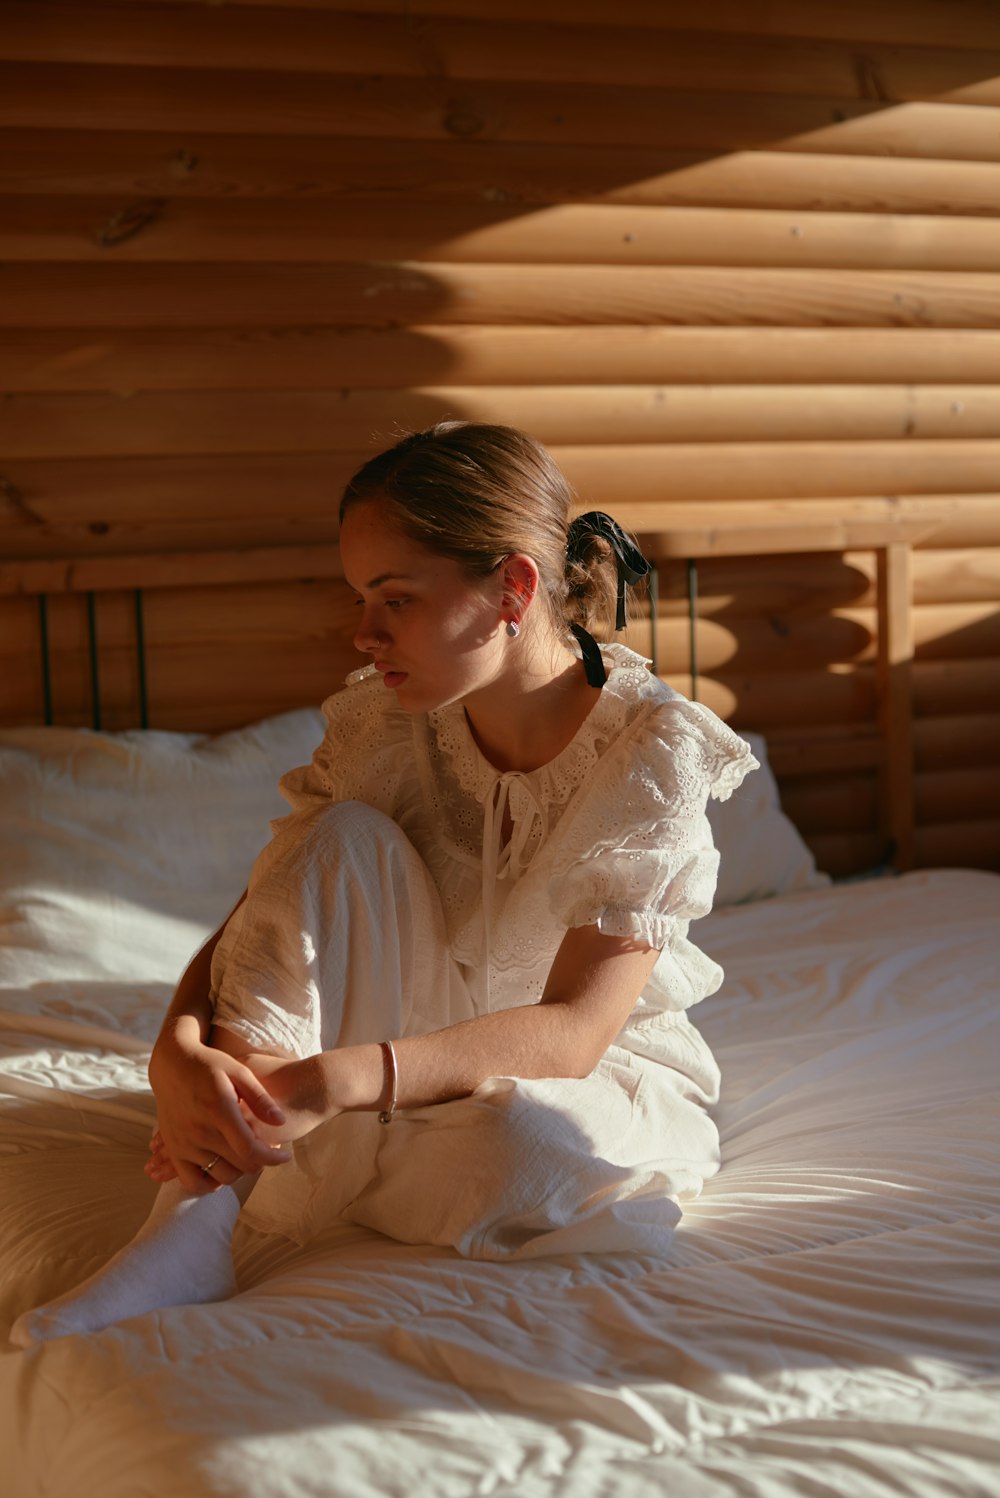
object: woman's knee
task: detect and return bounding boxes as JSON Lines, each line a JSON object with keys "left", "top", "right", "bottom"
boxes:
{"left": 281, "top": 799, "right": 400, "bottom": 855}
{"left": 254, "top": 800, "right": 415, "bottom": 889}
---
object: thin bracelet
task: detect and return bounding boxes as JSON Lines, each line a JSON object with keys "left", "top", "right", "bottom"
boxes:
{"left": 378, "top": 1039, "right": 398, "bottom": 1125}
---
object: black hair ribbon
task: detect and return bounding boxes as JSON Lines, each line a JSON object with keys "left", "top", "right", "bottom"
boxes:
{"left": 569, "top": 622, "right": 608, "bottom": 687}
{"left": 565, "top": 511, "right": 650, "bottom": 632}
{"left": 566, "top": 512, "right": 651, "bottom": 688}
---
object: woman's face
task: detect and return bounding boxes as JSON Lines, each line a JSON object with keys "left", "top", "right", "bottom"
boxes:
{"left": 340, "top": 500, "right": 506, "bottom": 713}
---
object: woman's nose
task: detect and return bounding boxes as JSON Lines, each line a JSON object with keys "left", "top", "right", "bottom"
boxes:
{"left": 354, "top": 608, "right": 385, "bottom": 654}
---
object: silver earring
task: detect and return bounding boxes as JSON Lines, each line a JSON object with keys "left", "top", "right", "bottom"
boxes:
{"left": 506, "top": 619, "right": 520, "bottom": 638}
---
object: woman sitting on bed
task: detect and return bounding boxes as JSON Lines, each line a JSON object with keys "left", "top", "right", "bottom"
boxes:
{"left": 13, "top": 422, "right": 756, "bottom": 1346}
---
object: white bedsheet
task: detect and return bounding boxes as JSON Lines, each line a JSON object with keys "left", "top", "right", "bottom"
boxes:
{"left": 1, "top": 869, "right": 998, "bottom": 1498}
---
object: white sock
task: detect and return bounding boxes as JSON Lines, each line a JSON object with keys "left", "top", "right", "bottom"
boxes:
{"left": 10, "top": 1180, "right": 243, "bottom": 1347}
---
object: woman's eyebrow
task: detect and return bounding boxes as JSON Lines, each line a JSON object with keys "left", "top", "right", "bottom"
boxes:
{"left": 362, "top": 572, "right": 415, "bottom": 589}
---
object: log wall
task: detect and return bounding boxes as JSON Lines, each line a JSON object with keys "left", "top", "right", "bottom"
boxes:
{"left": 1, "top": 0, "right": 999, "bottom": 874}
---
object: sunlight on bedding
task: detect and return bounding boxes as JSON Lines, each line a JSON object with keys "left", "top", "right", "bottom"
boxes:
{"left": 1, "top": 717, "right": 998, "bottom": 1498}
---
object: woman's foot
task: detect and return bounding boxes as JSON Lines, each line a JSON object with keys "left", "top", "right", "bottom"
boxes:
{"left": 10, "top": 1180, "right": 242, "bottom": 1347}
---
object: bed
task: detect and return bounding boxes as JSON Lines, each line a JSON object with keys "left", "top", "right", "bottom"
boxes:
{"left": 1, "top": 520, "right": 999, "bottom": 1498}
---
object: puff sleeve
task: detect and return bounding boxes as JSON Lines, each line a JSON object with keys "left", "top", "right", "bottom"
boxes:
{"left": 548, "top": 698, "right": 758, "bottom": 966}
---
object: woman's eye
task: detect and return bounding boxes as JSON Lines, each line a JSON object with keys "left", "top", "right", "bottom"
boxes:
{"left": 385, "top": 598, "right": 409, "bottom": 610}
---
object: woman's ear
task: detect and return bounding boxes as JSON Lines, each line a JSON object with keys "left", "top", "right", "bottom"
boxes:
{"left": 499, "top": 553, "right": 539, "bottom": 615}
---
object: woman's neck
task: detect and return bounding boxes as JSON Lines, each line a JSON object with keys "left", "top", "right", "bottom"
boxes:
{"left": 462, "top": 643, "right": 604, "bottom": 775}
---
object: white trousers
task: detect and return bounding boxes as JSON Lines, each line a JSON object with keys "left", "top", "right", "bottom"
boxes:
{"left": 212, "top": 802, "right": 721, "bottom": 1260}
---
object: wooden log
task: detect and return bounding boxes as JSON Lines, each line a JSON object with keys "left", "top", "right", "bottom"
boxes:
{"left": 659, "top": 666, "right": 878, "bottom": 727}
{"left": 633, "top": 152, "right": 1000, "bottom": 216}
{"left": 15, "top": 197, "right": 1000, "bottom": 272}
{"left": 908, "top": 601, "right": 1000, "bottom": 660}
{"left": 8, "top": 263, "right": 1000, "bottom": 330}
{"left": 913, "top": 656, "right": 1000, "bottom": 715}
{"left": 778, "top": 773, "right": 878, "bottom": 834}
{"left": 670, "top": 657, "right": 1000, "bottom": 726}
{"left": 782, "top": 103, "right": 1000, "bottom": 164}
{"left": 556, "top": 444, "right": 1000, "bottom": 504}
{"left": 0, "top": 128, "right": 716, "bottom": 204}
{"left": 0, "top": 62, "right": 881, "bottom": 148}
{"left": 819, "top": 599, "right": 1000, "bottom": 663}
{"left": 0, "top": 641, "right": 356, "bottom": 733}
{"left": 13, "top": 386, "right": 1000, "bottom": 459}
{"left": 914, "top": 819, "right": 1000, "bottom": 871}
{"left": 649, "top": 552, "right": 876, "bottom": 616}
{"left": 7, "top": 326, "right": 1000, "bottom": 394}
{"left": 757, "top": 723, "right": 896, "bottom": 776}
{"left": 0, "top": 454, "right": 353, "bottom": 558}
{"left": 915, "top": 712, "right": 1000, "bottom": 770}
{"left": 911, "top": 548, "right": 1000, "bottom": 604}
{"left": 0, "top": 579, "right": 355, "bottom": 649}
{"left": 915, "top": 767, "right": 1000, "bottom": 824}
{"left": 142, "top": 0, "right": 1000, "bottom": 54}
{"left": 0, "top": 546, "right": 346, "bottom": 597}
{"left": 652, "top": 548, "right": 1000, "bottom": 614}
{"left": 862, "top": 503, "right": 999, "bottom": 551}
{"left": 8, "top": 129, "right": 1000, "bottom": 217}
{"left": 650, "top": 614, "right": 875, "bottom": 673}
{"left": 3, "top": 456, "right": 996, "bottom": 561}
{"left": 800, "top": 829, "right": 885, "bottom": 878}
{"left": 5, "top": 5, "right": 999, "bottom": 105}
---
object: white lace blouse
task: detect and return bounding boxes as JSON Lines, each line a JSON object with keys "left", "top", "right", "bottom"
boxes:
{"left": 278, "top": 644, "right": 758, "bottom": 1022}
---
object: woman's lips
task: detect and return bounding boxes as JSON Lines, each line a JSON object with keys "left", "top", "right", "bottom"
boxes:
{"left": 381, "top": 670, "right": 408, "bottom": 689}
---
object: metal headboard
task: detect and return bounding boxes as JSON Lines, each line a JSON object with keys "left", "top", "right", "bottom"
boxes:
{"left": 35, "top": 588, "right": 148, "bottom": 731}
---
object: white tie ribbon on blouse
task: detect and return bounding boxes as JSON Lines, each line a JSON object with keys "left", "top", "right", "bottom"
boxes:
{"left": 479, "top": 772, "right": 547, "bottom": 1012}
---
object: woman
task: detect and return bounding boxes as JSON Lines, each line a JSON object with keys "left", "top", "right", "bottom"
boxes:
{"left": 13, "top": 422, "right": 756, "bottom": 1346}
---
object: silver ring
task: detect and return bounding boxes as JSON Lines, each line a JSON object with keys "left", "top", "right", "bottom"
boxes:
{"left": 201, "top": 1154, "right": 221, "bottom": 1177}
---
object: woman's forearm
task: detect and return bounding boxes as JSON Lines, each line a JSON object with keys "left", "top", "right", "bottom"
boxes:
{"left": 147, "top": 891, "right": 292, "bottom": 1183}
{"left": 151, "top": 892, "right": 247, "bottom": 1075}
{"left": 212, "top": 919, "right": 657, "bottom": 1142}
{"left": 331, "top": 1002, "right": 597, "bottom": 1116}
{"left": 161, "top": 940, "right": 216, "bottom": 1047}
{"left": 226, "top": 1001, "right": 596, "bottom": 1142}
{"left": 157, "top": 893, "right": 246, "bottom": 1044}
{"left": 306, "top": 928, "right": 659, "bottom": 1120}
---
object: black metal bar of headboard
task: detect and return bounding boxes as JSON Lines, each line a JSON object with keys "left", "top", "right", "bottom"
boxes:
{"left": 35, "top": 587, "right": 151, "bottom": 730}
{"left": 37, "top": 595, "right": 53, "bottom": 726}
{"left": 686, "top": 558, "right": 699, "bottom": 702}
{"left": 134, "top": 588, "right": 149, "bottom": 730}
{"left": 85, "top": 591, "right": 102, "bottom": 730}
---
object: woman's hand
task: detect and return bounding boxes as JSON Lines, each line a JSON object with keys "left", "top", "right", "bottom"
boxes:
{"left": 147, "top": 1024, "right": 293, "bottom": 1192}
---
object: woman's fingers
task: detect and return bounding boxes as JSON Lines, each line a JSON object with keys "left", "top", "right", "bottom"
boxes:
{"left": 234, "top": 1071, "right": 286, "bottom": 1129}
{"left": 174, "top": 1158, "right": 220, "bottom": 1193}
{"left": 211, "top": 1066, "right": 293, "bottom": 1170}
{"left": 149, "top": 1040, "right": 293, "bottom": 1180}
{"left": 148, "top": 1119, "right": 239, "bottom": 1190}
{"left": 144, "top": 1157, "right": 179, "bottom": 1184}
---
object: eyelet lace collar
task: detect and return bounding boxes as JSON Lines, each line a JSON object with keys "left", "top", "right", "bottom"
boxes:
{"left": 429, "top": 644, "right": 657, "bottom": 811}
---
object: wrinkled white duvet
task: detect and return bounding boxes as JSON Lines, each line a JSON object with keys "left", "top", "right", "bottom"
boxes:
{"left": 1, "top": 868, "right": 999, "bottom": 1498}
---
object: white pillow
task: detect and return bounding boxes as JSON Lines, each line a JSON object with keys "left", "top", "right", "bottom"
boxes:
{"left": 0, "top": 709, "right": 325, "bottom": 984}
{"left": 708, "top": 732, "right": 830, "bottom": 905}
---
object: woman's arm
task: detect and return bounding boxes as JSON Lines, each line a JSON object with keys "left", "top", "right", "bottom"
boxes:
{"left": 147, "top": 894, "right": 293, "bottom": 1190}
{"left": 212, "top": 925, "right": 659, "bottom": 1139}
{"left": 389, "top": 924, "right": 658, "bottom": 1104}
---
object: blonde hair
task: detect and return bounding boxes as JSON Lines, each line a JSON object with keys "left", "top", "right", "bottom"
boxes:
{"left": 340, "top": 422, "right": 637, "bottom": 640}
